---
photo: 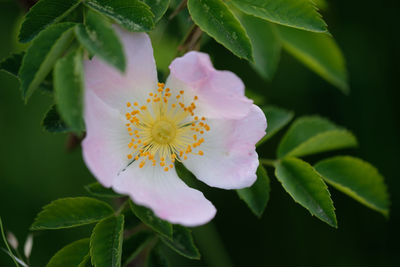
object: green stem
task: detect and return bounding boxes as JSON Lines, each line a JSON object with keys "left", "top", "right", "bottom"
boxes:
{"left": 193, "top": 222, "right": 233, "bottom": 267}
{"left": 260, "top": 158, "right": 277, "bottom": 167}
{"left": 0, "top": 217, "right": 20, "bottom": 267}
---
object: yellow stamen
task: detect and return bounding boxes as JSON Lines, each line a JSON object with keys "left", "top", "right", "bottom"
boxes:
{"left": 123, "top": 86, "right": 210, "bottom": 171}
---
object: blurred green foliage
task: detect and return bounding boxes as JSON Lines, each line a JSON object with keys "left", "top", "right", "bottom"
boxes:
{"left": 0, "top": 0, "right": 399, "bottom": 266}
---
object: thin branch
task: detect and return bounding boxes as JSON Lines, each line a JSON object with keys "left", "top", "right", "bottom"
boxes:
{"left": 168, "top": 0, "right": 188, "bottom": 20}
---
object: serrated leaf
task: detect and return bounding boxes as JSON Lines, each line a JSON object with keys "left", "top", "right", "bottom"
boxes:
{"left": 18, "top": 0, "right": 81, "bottom": 43}
{"left": 46, "top": 239, "right": 90, "bottom": 267}
{"left": 275, "top": 157, "right": 337, "bottom": 227}
{"left": 90, "top": 215, "right": 124, "bottom": 267}
{"left": 147, "top": 247, "right": 169, "bottom": 267}
{"left": 237, "top": 165, "right": 270, "bottom": 217}
{"left": 187, "top": 0, "right": 253, "bottom": 61}
{"left": 85, "top": 182, "right": 123, "bottom": 198}
{"left": 31, "top": 197, "right": 114, "bottom": 230}
{"left": 315, "top": 156, "right": 390, "bottom": 217}
{"left": 235, "top": 11, "right": 281, "bottom": 80}
{"left": 129, "top": 201, "right": 173, "bottom": 239}
{"left": 122, "top": 231, "right": 154, "bottom": 266}
{"left": 42, "top": 105, "right": 70, "bottom": 133}
{"left": 161, "top": 225, "right": 200, "bottom": 259}
{"left": 0, "top": 52, "right": 24, "bottom": 77}
{"left": 277, "top": 116, "right": 357, "bottom": 158}
{"left": 75, "top": 10, "right": 126, "bottom": 72}
{"left": 143, "top": 0, "right": 170, "bottom": 23}
{"left": 19, "top": 23, "right": 75, "bottom": 101}
{"left": 54, "top": 47, "right": 85, "bottom": 133}
{"left": 277, "top": 25, "right": 349, "bottom": 92}
{"left": 85, "top": 0, "right": 154, "bottom": 32}
{"left": 230, "top": 0, "right": 327, "bottom": 33}
{"left": 257, "top": 106, "right": 294, "bottom": 146}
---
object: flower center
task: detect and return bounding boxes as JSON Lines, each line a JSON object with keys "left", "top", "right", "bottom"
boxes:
{"left": 151, "top": 120, "right": 176, "bottom": 144}
{"left": 124, "top": 83, "right": 210, "bottom": 171}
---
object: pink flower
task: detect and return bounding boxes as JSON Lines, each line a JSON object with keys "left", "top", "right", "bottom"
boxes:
{"left": 82, "top": 28, "right": 267, "bottom": 226}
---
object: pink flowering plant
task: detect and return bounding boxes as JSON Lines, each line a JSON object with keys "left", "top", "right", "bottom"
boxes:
{"left": 0, "top": 0, "right": 390, "bottom": 266}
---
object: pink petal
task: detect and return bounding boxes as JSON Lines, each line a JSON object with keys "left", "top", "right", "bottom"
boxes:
{"left": 166, "top": 51, "right": 253, "bottom": 119}
{"left": 183, "top": 105, "right": 267, "bottom": 189}
{"left": 84, "top": 29, "right": 158, "bottom": 111}
{"left": 113, "top": 161, "right": 216, "bottom": 226}
{"left": 82, "top": 90, "right": 131, "bottom": 187}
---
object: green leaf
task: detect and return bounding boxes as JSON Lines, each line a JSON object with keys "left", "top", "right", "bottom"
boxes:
{"left": 143, "top": 0, "right": 170, "bottom": 23}
{"left": 85, "top": 0, "right": 154, "bottom": 32}
{"left": 19, "top": 23, "right": 75, "bottom": 101}
{"left": 187, "top": 0, "right": 253, "bottom": 61}
{"left": 90, "top": 215, "right": 124, "bottom": 267}
{"left": 122, "top": 231, "right": 154, "bottom": 266}
{"left": 46, "top": 239, "right": 90, "bottom": 267}
{"left": 85, "top": 182, "right": 123, "bottom": 198}
{"left": 277, "top": 25, "right": 349, "bottom": 92}
{"left": 257, "top": 106, "right": 294, "bottom": 146}
{"left": 230, "top": 0, "right": 327, "bottom": 33}
{"left": 129, "top": 201, "right": 173, "bottom": 239}
{"left": 161, "top": 225, "right": 200, "bottom": 259}
{"left": 31, "top": 197, "right": 114, "bottom": 230}
{"left": 42, "top": 105, "right": 70, "bottom": 133}
{"left": 147, "top": 247, "right": 170, "bottom": 267}
{"left": 275, "top": 157, "right": 337, "bottom": 227}
{"left": 0, "top": 52, "right": 24, "bottom": 77}
{"left": 0, "top": 217, "right": 20, "bottom": 267}
{"left": 18, "top": 0, "right": 81, "bottom": 43}
{"left": 314, "top": 0, "right": 328, "bottom": 10}
{"left": 277, "top": 116, "right": 357, "bottom": 158}
{"left": 235, "top": 11, "right": 281, "bottom": 80}
{"left": 54, "top": 47, "right": 85, "bottom": 133}
{"left": 75, "top": 10, "right": 126, "bottom": 72}
{"left": 78, "top": 254, "right": 92, "bottom": 267}
{"left": 237, "top": 165, "right": 270, "bottom": 217}
{"left": 315, "top": 156, "right": 390, "bottom": 217}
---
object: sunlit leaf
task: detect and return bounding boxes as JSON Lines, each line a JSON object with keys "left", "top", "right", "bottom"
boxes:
{"left": 277, "top": 116, "right": 357, "bottom": 158}
{"left": 19, "top": 0, "right": 81, "bottom": 42}
{"left": 188, "top": 0, "right": 253, "bottom": 61}
{"left": 85, "top": 0, "right": 154, "bottom": 32}
{"left": 315, "top": 156, "right": 390, "bottom": 216}
{"left": 31, "top": 197, "right": 114, "bottom": 230}
{"left": 230, "top": 0, "right": 327, "bottom": 33}
{"left": 275, "top": 157, "right": 337, "bottom": 227}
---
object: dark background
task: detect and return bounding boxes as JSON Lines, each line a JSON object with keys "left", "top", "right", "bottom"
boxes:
{"left": 0, "top": 0, "right": 399, "bottom": 266}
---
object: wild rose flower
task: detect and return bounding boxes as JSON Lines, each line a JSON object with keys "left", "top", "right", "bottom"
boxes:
{"left": 82, "top": 28, "right": 267, "bottom": 226}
